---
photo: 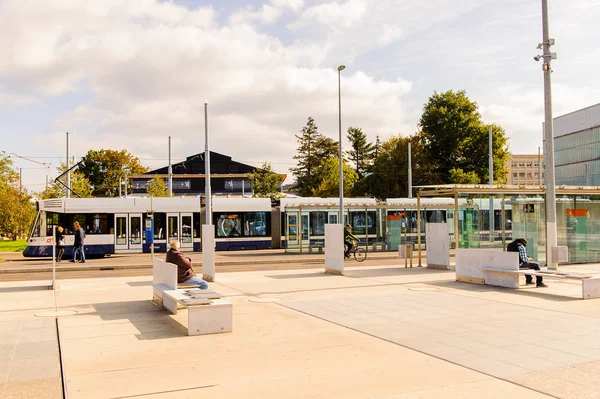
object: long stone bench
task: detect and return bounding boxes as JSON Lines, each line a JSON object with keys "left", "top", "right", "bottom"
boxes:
{"left": 455, "top": 249, "right": 600, "bottom": 300}
{"left": 152, "top": 258, "right": 232, "bottom": 335}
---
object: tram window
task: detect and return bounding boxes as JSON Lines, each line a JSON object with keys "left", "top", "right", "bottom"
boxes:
{"left": 244, "top": 212, "right": 270, "bottom": 237}
{"left": 154, "top": 213, "right": 166, "bottom": 239}
{"left": 116, "top": 216, "right": 127, "bottom": 245}
{"left": 349, "top": 211, "right": 376, "bottom": 235}
{"left": 216, "top": 213, "right": 242, "bottom": 237}
{"left": 45, "top": 212, "right": 60, "bottom": 236}
{"left": 89, "top": 214, "right": 108, "bottom": 234}
{"left": 309, "top": 211, "right": 327, "bottom": 236}
{"left": 181, "top": 215, "right": 192, "bottom": 243}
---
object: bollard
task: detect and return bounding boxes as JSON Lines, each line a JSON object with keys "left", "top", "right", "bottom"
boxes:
{"left": 404, "top": 244, "right": 413, "bottom": 268}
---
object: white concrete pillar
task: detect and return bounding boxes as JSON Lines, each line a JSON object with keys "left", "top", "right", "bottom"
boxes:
{"left": 202, "top": 225, "right": 215, "bottom": 282}
{"left": 325, "top": 224, "right": 344, "bottom": 275}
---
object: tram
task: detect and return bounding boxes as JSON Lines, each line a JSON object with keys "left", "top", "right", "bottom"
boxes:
{"left": 23, "top": 197, "right": 274, "bottom": 258}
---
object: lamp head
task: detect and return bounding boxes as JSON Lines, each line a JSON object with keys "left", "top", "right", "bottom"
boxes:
{"left": 337, "top": 65, "right": 346, "bottom": 71}
{"left": 533, "top": 55, "right": 541, "bottom": 62}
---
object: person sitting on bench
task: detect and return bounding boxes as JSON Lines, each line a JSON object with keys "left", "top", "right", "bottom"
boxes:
{"left": 508, "top": 238, "right": 548, "bottom": 288}
{"left": 166, "top": 239, "right": 208, "bottom": 289}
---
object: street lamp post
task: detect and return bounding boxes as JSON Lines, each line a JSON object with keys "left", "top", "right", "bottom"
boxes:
{"left": 337, "top": 65, "right": 345, "bottom": 225}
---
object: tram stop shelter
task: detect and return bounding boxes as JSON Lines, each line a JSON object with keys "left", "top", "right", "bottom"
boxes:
{"left": 416, "top": 184, "right": 600, "bottom": 267}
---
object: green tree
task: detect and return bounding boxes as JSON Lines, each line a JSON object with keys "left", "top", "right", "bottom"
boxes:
{"left": 290, "top": 117, "right": 335, "bottom": 197}
{"left": 449, "top": 168, "right": 480, "bottom": 184}
{"left": 418, "top": 90, "right": 509, "bottom": 184}
{"left": 37, "top": 162, "right": 93, "bottom": 199}
{"left": 146, "top": 175, "right": 169, "bottom": 197}
{"left": 312, "top": 158, "right": 358, "bottom": 197}
{"left": 368, "top": 135, "right": 439, "bottom": 199}
{"left": 345, "top": 127, "right": 375, "bottom": 178}
{"left": 78, "top": 149, "right": 148, "bottom": 197}
{"left": 0, "top": 154, "right": 36, "bottom": 240}
{"left": 247, "top": 162, "right": 283, "bottom": 199}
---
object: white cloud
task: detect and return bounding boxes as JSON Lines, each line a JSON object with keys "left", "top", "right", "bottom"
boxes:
{"left": 0, "top": 0, "right": 415, "bottom": 189}
{"left": 2, "top": 0, "right": 599, "bottom": 192}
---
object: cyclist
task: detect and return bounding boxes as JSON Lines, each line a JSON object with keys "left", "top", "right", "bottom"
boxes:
{"left": 344, "top": 224, "right": 358, "bottom": 258}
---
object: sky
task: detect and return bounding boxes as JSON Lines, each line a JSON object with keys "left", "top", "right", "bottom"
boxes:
{"left": 1, "top": 0, "right": 599, "bottom": 193}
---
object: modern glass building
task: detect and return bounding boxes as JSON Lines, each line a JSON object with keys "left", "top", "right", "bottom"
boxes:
{"left": 553, "top": 103, "right": 600, "bottom": 186}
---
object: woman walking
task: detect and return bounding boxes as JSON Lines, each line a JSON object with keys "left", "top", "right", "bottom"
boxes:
{"left": 55, "top": 226, "right": 65, "bottom": 262}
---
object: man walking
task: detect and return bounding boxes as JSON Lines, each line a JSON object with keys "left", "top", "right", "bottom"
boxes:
{"left": 508, "top": 238, "right": 547, "bottom": 287}
{"left": 71, "top": 221, "right": 86, "bottom": 263}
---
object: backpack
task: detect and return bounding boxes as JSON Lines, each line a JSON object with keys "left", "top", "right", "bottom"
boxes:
{"left": 507, "top": 240, "right": 520, "bottom": 252}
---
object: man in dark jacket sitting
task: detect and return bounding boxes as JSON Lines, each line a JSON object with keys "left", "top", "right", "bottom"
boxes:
{"left": 166, "top": 239, "right": 208, "bottom": 289}
{"left": 508, "top": 238, "right": 547, "bottom": 288}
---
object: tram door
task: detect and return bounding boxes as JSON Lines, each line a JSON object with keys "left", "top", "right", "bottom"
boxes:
{"left": 114, "top": 213, "right": 143, "bottom": 252}
{"left": 167, "top": 213, "right": 180, "bottom": 245}
{"left": 286, "top": 212, "right": 300, "bottom": 249}
{"left": 301, "top": 212, "right": 310, "bottom": 248}
{"left": 129, "top": 213, "right": 142, "bottom": 251}
{"left": 180, "top": 213, "right": 193, "bottom": 251}
{"left": 115, "top": 214, "right": 128, "bottom": 251}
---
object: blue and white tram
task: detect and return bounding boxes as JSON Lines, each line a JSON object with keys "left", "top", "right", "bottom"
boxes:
{"left": 24, "top": 197, "right": 274, "bottom": 258}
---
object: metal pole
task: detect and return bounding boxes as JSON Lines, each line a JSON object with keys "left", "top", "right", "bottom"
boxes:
{"left": 46, "top": 175, "right": 48, "bottom": 190}
{"left": 52, "top": 225, "right": 56, "bottom": 290}
{"left": 541, "top": 0, "right": 558, "bottom": 270}
{"left": 124, "top": 173, "right": 128, "bottom": 198}
{"left": 489, "top": 125, "right": 494, "bottom": 242}
{"left": 150, "top": 196, "right": 154, "bottom": 261}
{"left": 168, "top": 136, "right": 172, "bottom": 197}
{"left": 204, "top": 103, "right": 212, "bottom": 225}
{"left": 19, "top": 168, "right": 22, "bottom": 193}
{"left": 538, "top": 146, "right": 542, "bottom": 185}
{"left": 408, "top": 141, "right": 412, "bottom": 198}
{"left": 417, "top": 191, "right": 421, "bottom": 267}
{"left": 66, "top": 132, "right": 70, "bottom": 198}
{"left": 338, "top": 65, "right": 345, "bottom": 224}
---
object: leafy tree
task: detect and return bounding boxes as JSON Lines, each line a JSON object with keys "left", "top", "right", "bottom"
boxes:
{"left": 312, "top": 158, "right": 358, "bottom": 197}
{"left": 449, "top": 168, "right": 480, "bottom": 184}
{"left": 146, "top": 175, "right": 169, "bottom": 197}
{"left": 345, "top": 127, "right": 375, "bottom": 178}
{"left": 247, "top": 162, "right": 283, "bottom": 199}
{"left": 0, "top": 154, "right": 36, "bottom": 240}
{"left": 418, "top": 90, "right": 509, "bottom": 184}
{"left": 368, "top": 135, "right": 439, "bottom": 199}
{"left": 37, "top": 162, "right": 93, "bottom": 199}
{"left": 290, "top": 117, "right": 336, "bottom": 197}
{"left": 78, "top": 149, "right": 148, "bottom": 197}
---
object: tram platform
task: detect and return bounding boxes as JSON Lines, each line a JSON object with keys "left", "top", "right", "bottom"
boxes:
{"left": 3, "top": 261, "right": 600, "bottom": 398}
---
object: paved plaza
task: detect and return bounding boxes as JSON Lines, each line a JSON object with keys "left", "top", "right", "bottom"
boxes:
{"left": 2, "top": 258, "right": 600, "bottom": 398}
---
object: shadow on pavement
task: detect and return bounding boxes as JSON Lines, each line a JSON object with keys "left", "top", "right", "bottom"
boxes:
{"left": 426, "top": 279, "right": 581, "bottom": 302}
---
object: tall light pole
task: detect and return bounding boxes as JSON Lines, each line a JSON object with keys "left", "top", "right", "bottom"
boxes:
{"left": 337, "top": 65, "right": 345, "bottom": 224}
{"left": 168, "top": 136, "right": 172, "bottom": 197}
{"left": 66, "top": 132, "right": 70, "bottom": 198}
{"left": 535, "top": 0, "right": 558, "bottom": 270}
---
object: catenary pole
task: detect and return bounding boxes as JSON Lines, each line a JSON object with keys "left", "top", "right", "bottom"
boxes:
{"left": 337, "top": 65, "right": 345, "bottom": 224}
{"left": 408, "top": 141, "right": 412, "bottom": 198}
{"left": 489, "top": 125, "right": 494, "bottom": 241}
{"left": 205, "top": 103, "right": 211, "bottom": 225}
{"left": 66, "top": 132, "right": 70, "bottom": 198}
{"left": 541, "top": 0, "right": 558, "bottom": 270}
{"left": 168, "top": 136, "right": 172, "bottom": 197}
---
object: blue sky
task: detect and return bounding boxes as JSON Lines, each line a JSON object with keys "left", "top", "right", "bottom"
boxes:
{"left": 1, "top": 0, "right": 599, "bottom": 193}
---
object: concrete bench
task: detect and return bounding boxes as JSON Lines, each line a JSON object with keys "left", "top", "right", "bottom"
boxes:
{"left": 455, "top": 249, "right": 600, "bottom": 300}
{"left": 308, "top": 244, "right": 323, "bottom": 253}
{"left": 371, "top": 241, "right": 388, "bottom": 251}
{"left": 152, "top": 258, "right": 233, "bottom": 335}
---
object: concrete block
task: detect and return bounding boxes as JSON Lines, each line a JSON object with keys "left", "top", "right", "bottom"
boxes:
{"left": 582, "top": 278, "right": 600, "bottom": 299}
{"left": 325, "top": 224, "right": 344, "bottom": 275}
{"left": 187, "top": 299, "right": 232, "bottom": 335}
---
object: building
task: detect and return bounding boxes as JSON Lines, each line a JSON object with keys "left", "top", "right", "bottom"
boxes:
{"left": 508, "top": 154, "right": 544, "bottom": 185}
{"left": 129, "top": 151, "right": 286, "bottom": 196}
{"left": 553, "top": 103, "right": 600, "bottom": 186}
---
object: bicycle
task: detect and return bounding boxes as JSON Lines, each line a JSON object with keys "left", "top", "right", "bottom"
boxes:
{"left": 345, "top": 240, "right": 367, "bottom": 262}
